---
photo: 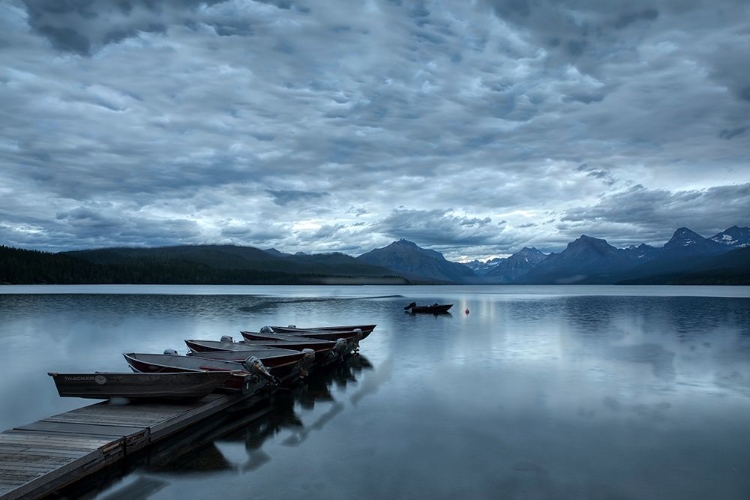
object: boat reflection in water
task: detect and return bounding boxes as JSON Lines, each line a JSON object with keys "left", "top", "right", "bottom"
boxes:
{"left": 78, "top": 355, "right": 375, "bottom": 498}
{"left": 213, "top": 353, "right": 375, "bottom": 467}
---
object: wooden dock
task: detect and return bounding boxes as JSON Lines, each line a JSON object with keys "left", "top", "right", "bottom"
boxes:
{"left": 0, "top": 392, "right": 264, "bottom": 500}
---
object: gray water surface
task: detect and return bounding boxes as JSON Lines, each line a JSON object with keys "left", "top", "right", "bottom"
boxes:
{"left": 1, "top": 285, "right": 749, "bottom": 499}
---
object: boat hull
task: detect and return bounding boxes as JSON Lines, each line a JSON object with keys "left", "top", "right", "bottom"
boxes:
{"left": 48, "top": 371, "right": 234, "bottom": 401}
{"left": 259, "top": 329, "right": 361, "bottom": 342}
{"left": 182, "top": 342, "right": 306, "bottom": 369}
{"left": 267, "top": 324, "right": 376, "bottom": 339}
{"left": 123, "top": 353, "right": 270, "bottom": 392}
{"left": 187, "top": 338, "right": 335, "bottom": 357}
{"left": 242, "top": 330, "right": 360, "bottom": 357}
{"left": 408, "top": 304, "right": 453, "bottom": 314}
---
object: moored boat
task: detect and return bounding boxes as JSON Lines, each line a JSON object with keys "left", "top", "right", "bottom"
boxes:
{"left": 183, "top": 343, "right": 307, "bottom": 369}
{"left": 257, "top": 326, "right": 365, "bottom": 345}
{"left": 404, "top": 302, "right": 453, "bottom": 314}
{"left": 124, "top": 352, "right": 280, "bottom": 390}
{"left": 250, "top": 327, "right": 364, "bottom": 354}
{"left": 187, "top": 336, "right": 335, "bottom": 356}
{"left": 266, "top": 324, "right": 376, "bottom": 339}
{"left": 48, "top": 371, "right": 249, "bottom": 401}
{"left": 238, "top": 332, "right": 352, "bottom": 363}
{"left": 190, "top": 348, "right": 317, "bottom": 378}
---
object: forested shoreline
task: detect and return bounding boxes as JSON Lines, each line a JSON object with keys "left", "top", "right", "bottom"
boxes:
{"left": 0, "top": 245, "right": 409, "bottom": 285}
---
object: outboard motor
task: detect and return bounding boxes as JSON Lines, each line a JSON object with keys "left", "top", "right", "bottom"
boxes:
{"left": 242, "top": 356, "right": 279, "bottom": 385}
{"left": 352, "top": 328, "right": 363, "bottom": 353}
{"left": 332, "top": 338, "right": 349, "bottom": 361}
{"left": 260, "top": 326, "right": 275, "bottom": 334}
{"left": 163, "top": 348, "right": 178, "bottom": 356}
{"left": 298, "top": 348, "right": 315, "bottom": 378}
{"left": 220, "top": 335, "right": 233, "bottom": 343}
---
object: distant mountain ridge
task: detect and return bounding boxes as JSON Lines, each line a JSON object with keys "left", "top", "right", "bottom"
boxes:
{"left": 2, "top": 225, "right": 748, "bottom": 285}
{"left": 709, "top": 226, "right": 750, "bottom": 248}
{"left": 512, "top": 226, "right": 749, "bottom": 285}
{"left": 514, "top": 235, "right": 645, "bottom": 284}
{"left": 354, "top": 226, "right": 749, "bottom": 285}
{"left": 465, "top": 257, "right": 505, "bottom": 275}
{"left": 661, "top": 227, "right": 725, "bottom": 257}
{"left": 484, "top": 247, "right": 547, "bottom": 283}
{"left": 356, "top": 239, "right": 479, "bottom": 283}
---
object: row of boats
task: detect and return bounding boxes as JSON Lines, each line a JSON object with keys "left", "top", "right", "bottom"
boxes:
{"left": 48, "top": 323, "right": 376, "bottom": 403}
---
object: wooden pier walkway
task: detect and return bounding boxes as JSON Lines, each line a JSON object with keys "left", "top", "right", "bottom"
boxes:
{"left": 0, "top": 393, "right": 258, "bottom": 500}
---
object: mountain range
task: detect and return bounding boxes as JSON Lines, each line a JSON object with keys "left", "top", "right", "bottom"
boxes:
{"left": 1, "top": 226, "right": 748, "bottom": 285}
{"left": 486, "top": 226, "right": 749, "bottom": 285}
{"left": 352, "top": 226, "right": 749, "bottom": 285}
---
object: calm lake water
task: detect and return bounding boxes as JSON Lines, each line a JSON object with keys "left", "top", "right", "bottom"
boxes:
{"left": 1, "top": 285, "right": 750, "bottom": 499}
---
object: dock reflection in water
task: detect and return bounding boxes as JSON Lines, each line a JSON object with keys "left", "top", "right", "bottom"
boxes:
{"left": 88, "top": 355, "right": 375, "bottom": 498}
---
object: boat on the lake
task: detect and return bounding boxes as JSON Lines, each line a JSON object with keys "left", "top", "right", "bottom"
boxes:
{"left": 48, "top": 371, "right": 244, "bottom": 401}
{"left": 181, "top": 342, "right": 309, "bottom": 368}
{"left": 238, "top": 332, "right": 353, "bottom": 361}
{"left": 189, "top": 347, "right": 317, "bottom": 377}
{"left": 250, "top": 327, "right": 364, "bottom": 353}
{"left": 258, "top": 326, "right": 365, "bottom": 342}
{"left": 265, "top": 324, "right": 376, "bottom": 339}
{"left": 124, "top": 352, "right": 283, "bottom": 390}
{"left": 404, "top": 302, "right": 453, "bottom": 314}
{"left": 187, "top": 335, "right": 336, "bottom": 356}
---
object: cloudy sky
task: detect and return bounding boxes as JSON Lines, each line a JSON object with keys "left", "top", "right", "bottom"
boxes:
{"left": 1, "top": 0, "right": 748, "bottom": 261}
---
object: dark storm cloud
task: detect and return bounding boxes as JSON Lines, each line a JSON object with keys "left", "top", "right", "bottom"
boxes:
{"left": 613, "top": 9, "right": 659, "bottom": 30}
{"left": 218, "top": 225, "right": 254, "bottom": 239}
{"left": 576, "top": 164, "right": 615, "bottom": 186}
{"left": 267, "top": 190, "right": 329, "bottom": 207}
{"left": 219, "top": 222, "right": 288, "bottom": 244}
{"left": 719, "top": 127, "right": 746, "bottom": 140}
{"left": 486, "top": 0, "right": 750, "bottom": 102}
{"left": 21, "top": 0, "right": 228, "bottom": 55}
{"left": 56, "top": 206, "right": 125, "bottom": 229}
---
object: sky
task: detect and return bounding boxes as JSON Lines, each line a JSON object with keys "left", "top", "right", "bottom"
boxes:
{"left": 1, "top": 0, "right": 749, "bottom": 262}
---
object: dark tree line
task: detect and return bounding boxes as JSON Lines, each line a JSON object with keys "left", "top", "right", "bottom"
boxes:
{"left": 0, "top": 245, "right": 366, "bottom": 285}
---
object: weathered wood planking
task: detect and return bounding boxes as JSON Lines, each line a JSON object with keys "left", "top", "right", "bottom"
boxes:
{"left": 0, "top": 392, "right": 250, "bottom": 500}
{"left": 0, "top": 431, "right": 116, "bottom": 500}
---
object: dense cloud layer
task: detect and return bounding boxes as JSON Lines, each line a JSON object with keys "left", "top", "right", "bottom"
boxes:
{"left": 1, "top": 0, "right": 748, "bottom": 260}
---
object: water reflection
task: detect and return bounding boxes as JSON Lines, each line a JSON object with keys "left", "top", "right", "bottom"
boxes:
{"left": 2, "top": 287, "right": 750, "bottom": 500}
{"left": 606, "top": 343, "right": 676, "bottom": 380}
{"left": 98, "top": 476, "right": 168, "bottom": 500}
{"left": 224, "top": 355, "right": 374, "bottom": 455}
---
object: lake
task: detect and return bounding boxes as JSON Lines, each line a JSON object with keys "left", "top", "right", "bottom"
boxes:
{"left": 1, "top": 285, "right": 749, "bottom": 499}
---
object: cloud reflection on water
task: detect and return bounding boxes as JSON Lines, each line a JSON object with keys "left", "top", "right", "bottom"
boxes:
{"left": 1, "top": 287, "right": 749, "bottom": 499}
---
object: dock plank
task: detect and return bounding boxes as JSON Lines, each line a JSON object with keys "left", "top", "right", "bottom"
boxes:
{"left": 16, "top": 421, "right": 145, "bottom": 438}
{"left": 0, "top": 448, "right": 113, "bottom": 500}
{"left": 0, "top": 454, "right": 75, "bottom": 467}
{"left": 44, "top": 408, "right": 198, "bottom": 428}
{"left": 0, "top": 391, "right": 264, "bottom": 500}
{"left": 0, "top": 448, "right": 78, "bottom": 457}
{"left": 0, "top": 431, "right": 113, "bottom": 447}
